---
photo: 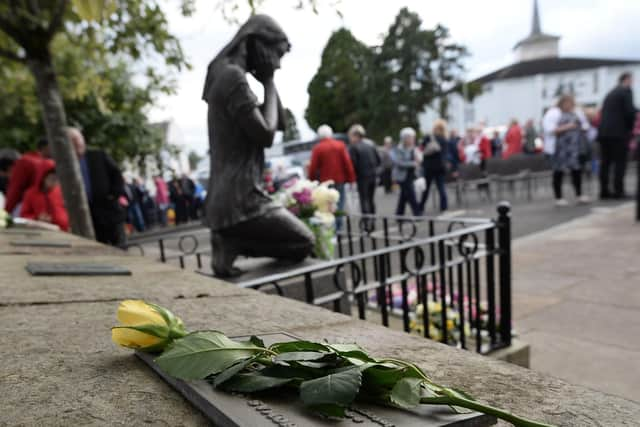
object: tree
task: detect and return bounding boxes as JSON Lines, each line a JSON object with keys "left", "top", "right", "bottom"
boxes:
{"left": 0, "top": 35, "right": 165, "bottom": 165}
{"left": 305, "top": 28, "right": 373, "bottom": 134}
{"left": 367, "top": 8, "right": 468, "bottom": 140}
{"left": 187, "top": 150, "right": 203, "bottom": 172}
{"left": 283, "top": 108, "right": 300, "bottom": 141}
{"left": 430, "top": 24, "right": 469, "bottom": 119}
{"left": 0, "top": 0, "right": 190, "bottom": 238}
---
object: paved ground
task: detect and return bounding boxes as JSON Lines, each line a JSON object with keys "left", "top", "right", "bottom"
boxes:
{"left": 511, "top": 202, "right": 640, "bottom": 402}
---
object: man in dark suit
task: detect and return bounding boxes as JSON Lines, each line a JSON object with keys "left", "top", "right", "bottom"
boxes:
{"left": 598, "top": 72, "right": 637, "bottom": 199}
{"left": 67, "top": 128, "right": 126, "bottom": 247}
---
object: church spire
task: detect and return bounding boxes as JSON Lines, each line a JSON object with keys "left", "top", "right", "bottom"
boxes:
{"left": 531, "top": 0, "right": 541, "bottom": 35}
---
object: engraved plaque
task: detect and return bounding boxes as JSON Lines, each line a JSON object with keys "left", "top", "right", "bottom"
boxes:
{"left": 26, "top": 262, "right": 132, "bottom": 276}
{"left": 10, "top": 240, "right": 71, "bottom": 248}
{"left": 137, "top": 332, "right": 496, "bottom": 427}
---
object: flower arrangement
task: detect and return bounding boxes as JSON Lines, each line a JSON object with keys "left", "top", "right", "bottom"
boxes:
{"left": 111, "top": 300, "right": 552, "bottom": 427}
{"left": 273, "top": 178, "right": 340, "bottom": 259}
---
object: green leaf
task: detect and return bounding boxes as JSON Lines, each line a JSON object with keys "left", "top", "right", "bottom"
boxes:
{"left": 155, "top": 331, "right": 265, "bottom": 380}
{"left": 221, "top": 373, "right": 294, "bottom": 393}
{"left": 327, "top": 344, "right": 377, "bottom": 363}
{"left": 274, "top": 351, "right": 335, "bottom": 363}
{"left": 259, "top": 365, "right": 319, "bottom": 380}
{"left": 300, "top": 367, "right": 362, "bottom": 409}
{"left": 270, "top": 341, "right": 330, "bottom": 354}
{"left": 389, "top": 377, "right": 424, "bottom": 409}
{"left": 213, "top": 357, "right": 255, "bottom": 388}
{"left": 362, "top": 364, "right": 421, "bottom": 389}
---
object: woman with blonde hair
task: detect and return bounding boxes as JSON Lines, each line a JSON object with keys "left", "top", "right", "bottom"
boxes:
{"left": 419, "top": 118, "right": 449, "bottom": 212}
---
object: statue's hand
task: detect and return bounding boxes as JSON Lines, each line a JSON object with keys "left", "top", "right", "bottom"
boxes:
{"left": 254, "top": 66, "right": 274, "bottom": 84}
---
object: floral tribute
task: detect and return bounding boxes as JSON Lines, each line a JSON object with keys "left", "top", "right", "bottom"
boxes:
{"left": 112, "top": 300, "right": 552, "bottom": 427}
{"left": 272, "top": 178, "right": 340, "bottom": 260}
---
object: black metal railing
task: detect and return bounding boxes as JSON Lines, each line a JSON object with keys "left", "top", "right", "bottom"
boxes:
{"left": 127, "top": 203, "right": 513, "bottom": 354}
{"left": 236, "top": 203, "right": 512, "bottom": 354}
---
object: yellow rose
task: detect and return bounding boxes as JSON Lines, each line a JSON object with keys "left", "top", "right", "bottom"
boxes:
{"left": 111, "top": 300, "right": 186, "bottom": 352}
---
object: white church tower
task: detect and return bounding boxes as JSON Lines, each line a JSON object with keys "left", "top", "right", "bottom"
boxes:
{"left": 513, "top": 0, "right": 560, "bottom": 62}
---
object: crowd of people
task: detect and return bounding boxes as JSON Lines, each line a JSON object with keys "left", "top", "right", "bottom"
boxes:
{"left": 306, "top": 71, "right": 638, "bottom": 219}
{"left": 0, "top": 127, "right": 205, "bottom": 247}
{"left": 1, "top": 74, "right": 636, "bottom": 243}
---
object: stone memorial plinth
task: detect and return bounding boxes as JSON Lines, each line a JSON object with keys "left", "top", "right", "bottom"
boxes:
{"left": 1, "top": 229, "right": 639, "bottom": 426}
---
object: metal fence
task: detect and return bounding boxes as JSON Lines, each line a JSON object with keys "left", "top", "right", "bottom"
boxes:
{"left": 126, "top": 203, "right": 513, "bottom": 355}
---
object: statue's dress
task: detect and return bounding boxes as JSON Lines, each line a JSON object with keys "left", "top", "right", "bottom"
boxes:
{"left": 202, "top": 17, "right": 314, "bottom": 275}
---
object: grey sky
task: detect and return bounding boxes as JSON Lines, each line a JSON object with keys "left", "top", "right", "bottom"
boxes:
{"left": 149, "top": 0, "right": 640, "bottom": 154}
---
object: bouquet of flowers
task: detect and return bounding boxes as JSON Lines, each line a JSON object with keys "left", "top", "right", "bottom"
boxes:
{"left": 273, "top": 178, "right": 340, "bottom": 260}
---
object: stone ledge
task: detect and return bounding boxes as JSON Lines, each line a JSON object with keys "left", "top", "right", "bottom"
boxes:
{"left": 1, "top": 230, "right": 639, "bottom": 426}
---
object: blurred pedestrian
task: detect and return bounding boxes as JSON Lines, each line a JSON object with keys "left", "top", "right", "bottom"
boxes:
{"left": 523, "top": 119, "right": 538, "bottom": 154}
{"left": 348, "top": 124, "right": 381, "bottom": 219}
{"left": 5, "top": 138, "right": 50, "bottom": 215}
{"left": 548, "top": 95, "right": 590, "bottom": 206}
{"left": 447, "top": 129, "right": 462, "bottom": 177}
{"left": 503, "top": 119, "right": 523, "bottom": 159}
{"left": 490, "top": 130, "right": 503, "bottom": 158}
{"left": 308, "top": 124, "right": 356, "bottom": 219}
{"left": 419, "top": 119, "right": 449, "bottom": 213}
{"left": 598, "top": 72, "right": 637, "bottom": 199}
{"left": 67, "top": 127, "right": 126, "bottom": 246}
{"left": 169, "top": 176, "right": 189, "bottom": 225}
{"left": 392, "top": 127, "right": 421, "bottom": 216}
{"left": 20, "top": 160, "right": 69, "bottom": 231}
{"left": 380, "top": 137, "right": 394, "bottom": 194}
{"left": 460, "top": 128, "right": 481, "bottom": 165}
{"left": 154, "top": 175, "right": 170, "bottom": 226}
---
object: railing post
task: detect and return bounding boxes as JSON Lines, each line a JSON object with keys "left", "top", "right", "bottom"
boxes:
{"left": 303, "top": 272, "right": 314, "bottom": 304}
{"left": 497, "top": 201, "right": 512, "bottom": 346}
{"left": 158, "top": 239, "right": 166, "bottom": 263}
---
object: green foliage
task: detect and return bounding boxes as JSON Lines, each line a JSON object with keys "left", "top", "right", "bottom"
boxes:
{"left": 305, "top": 28, "right": 373, "bottom": 134}
{"left": 306, "top": 8, "right": 469, "bottom": 142}
{"left": 155, "top": 331, "right": 266, "bottom": 380}
{"left": 187, "top": 150, "right": 204, "bottom": 171}
{"left": 0, "top": 34, "right": 163, "bottom": 165}
{"left": 283, "top": 108, "right": 300, "bottom": 141}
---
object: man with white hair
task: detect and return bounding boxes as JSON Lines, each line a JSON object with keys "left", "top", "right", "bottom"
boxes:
{"left": 391, "top": 127, "right": 421, "bottom": 216}
{"left": 308, "top": 124, "right": 355, "bottom": 226}
{"left": 67, "top": 127, "right": 126, "bottom": 247}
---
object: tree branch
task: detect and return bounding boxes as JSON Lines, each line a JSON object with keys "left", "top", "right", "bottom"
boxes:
{"left": 0, "top": 14, "right": 28, "bottom": 47}
{"left": 0, "top": 46, "right": 25, "bottom": 63}
{"left": 47, "top": 0, "right": 67, "bottom": 38}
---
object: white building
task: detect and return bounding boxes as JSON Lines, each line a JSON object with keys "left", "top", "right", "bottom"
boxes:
{"left": 420, "top": 0, "right": 640, "bottom": 133}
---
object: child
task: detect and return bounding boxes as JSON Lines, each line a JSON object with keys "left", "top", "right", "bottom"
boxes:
{"left": 20, "top": 160, "right": 69, "bottom": 231}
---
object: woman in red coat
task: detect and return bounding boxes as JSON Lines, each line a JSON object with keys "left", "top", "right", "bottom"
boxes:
{"left": 20, "top": 160, "right": 69, "bottom": 231}
{"left": 503, "top": 119, "right": 523, "bottom": 159}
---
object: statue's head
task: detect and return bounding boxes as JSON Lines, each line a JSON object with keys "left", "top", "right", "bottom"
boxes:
{"left": 241, "top": 15, "right": 291, "bottom": 79}
{"left": 203, "top": 14, "right": 290, "bottom": 100}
